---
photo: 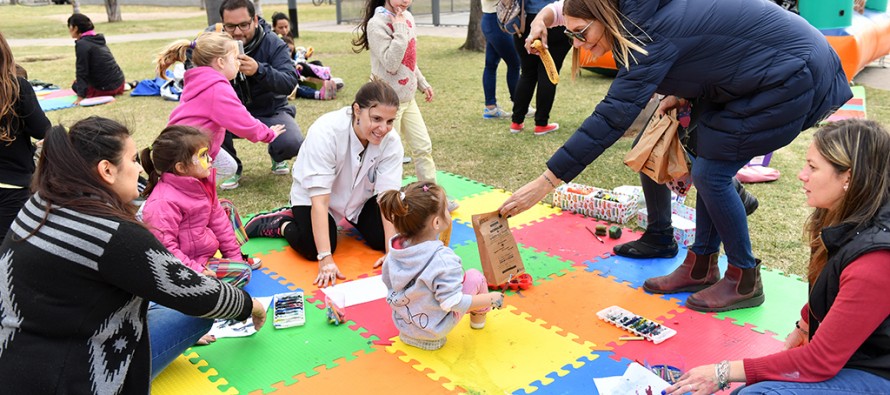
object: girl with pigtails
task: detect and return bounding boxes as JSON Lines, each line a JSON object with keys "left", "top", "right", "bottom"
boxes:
{"left": 156, "top": 32, "right": 284, "bottom": 182}
{"left": 378, "top": 181, "right": 504, "bottom": 350}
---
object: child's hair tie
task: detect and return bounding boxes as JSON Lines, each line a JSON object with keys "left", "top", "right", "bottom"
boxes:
{"left": 189, "top": 40, "right": 197, "bottom": 49}
{"left": 422, "top": 185, "right": 430, "bottom": 192}
{"left": 399, "top": 191, "right": 406, "bottom": 201}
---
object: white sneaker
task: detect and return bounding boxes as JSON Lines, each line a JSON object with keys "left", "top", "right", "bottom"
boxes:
{"left": 526, "top": 106, "right": 536, "bottom": 118}
{"left": 483, "top": 106, "right": 511, "bottom": 119}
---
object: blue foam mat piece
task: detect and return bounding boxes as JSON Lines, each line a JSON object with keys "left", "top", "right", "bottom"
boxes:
{"left": 583, "top": 248, "right": 728, "bottom": 305}
{"left": 514, "top": 351, "right": 634, "bottom": 395}
{"left": 243, "top": 266, "right": 296, "bottom": 297}
{"left": 448, "top": 220, "right": 476, "bottom": 248}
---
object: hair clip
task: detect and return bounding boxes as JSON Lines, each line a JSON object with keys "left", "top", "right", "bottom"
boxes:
{"left": 189, "top": 40, "right": 197, "bottom": 49}
{"left": 422, "top": 185, "right": 430, "bottom": 192}
{"left": 399, "top": 191, "right": 406, "bottom": 201}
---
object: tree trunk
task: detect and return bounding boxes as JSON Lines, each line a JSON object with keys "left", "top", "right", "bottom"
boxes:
{"left": 104, "top": 0, "right": 122, "bottom": 22}
{"left": 72, "top": 0, "right": 81, "bottom": 14}
{"left": 459, "top": 0, "right": 485, "bottom": 52}
{"left": 254, "top": 0, "right": 263, "bottom": 18}
{"left": 10, "top": 0, "right": 18, "bottom": 6}
{"left": 200, "top": 0, "right": 205, "bottom": 11}
{"left": 205, "top": 0, "right": 224, "bottom": 25}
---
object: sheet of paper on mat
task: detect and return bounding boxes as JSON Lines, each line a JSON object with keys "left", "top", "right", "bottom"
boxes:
{"left": 321, "top": 275, "right": 388, "bottom": 307}
{"left": 208, "top": 296, "right": 273, "bottom": 338}
{"left": 593, "top": 362, "right": 671, "bottom": 395}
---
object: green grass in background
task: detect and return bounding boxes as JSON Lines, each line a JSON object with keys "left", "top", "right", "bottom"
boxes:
{"left": 5, "top": 4, "right": 890, "bottom": 277}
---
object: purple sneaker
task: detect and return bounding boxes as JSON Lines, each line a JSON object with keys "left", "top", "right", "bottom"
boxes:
{"left": 245, "top": 207, "right": 293, "bottom": 238}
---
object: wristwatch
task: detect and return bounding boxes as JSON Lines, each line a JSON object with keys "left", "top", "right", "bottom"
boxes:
{"left": 317, "top": 251, "right": 332, "bottom": 261}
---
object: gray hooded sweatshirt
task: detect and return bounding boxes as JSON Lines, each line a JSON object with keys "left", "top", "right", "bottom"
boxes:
{"left": 381, "top": 236, "right": 473, "bottom": 350}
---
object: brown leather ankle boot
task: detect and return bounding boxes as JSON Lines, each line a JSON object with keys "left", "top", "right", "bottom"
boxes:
{"left": 686, "top": 261, "right": 765, "bottom": 312}
{"left": 642, "top": 251, "right": 720, "bottom": 294}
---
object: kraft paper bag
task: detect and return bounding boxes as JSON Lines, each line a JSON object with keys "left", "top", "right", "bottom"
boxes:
{"left": 471, "top": 211, "right": 525, "bottom": 285}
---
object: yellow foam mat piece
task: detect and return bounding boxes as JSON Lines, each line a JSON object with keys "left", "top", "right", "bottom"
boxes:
{"left": 385, "top": 307, "right": 595, "bottom": 394}
{"left": 151, "top": 352, "right": 237, "bottom": 395}
{"left": 451, "top": 190, "right": 562, "bottom": 229}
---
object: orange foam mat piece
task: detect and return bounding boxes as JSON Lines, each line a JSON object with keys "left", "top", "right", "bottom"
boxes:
{"left": 386, "top": 307, "right": 596, "bottom": 394}
{"left": 451, "top": 189, "right": 561, "bottom": 229}
{"left": 258, "top": 347, "right": 461, "bottom": 394}
{"left": 506, "top": 269, "right": 684, "bottom": 351}
{"left": 151, "top": 352, "right": 236, "bottom": 395}
{"left": 259, "top": 234, "right": 383, "bottom": 289}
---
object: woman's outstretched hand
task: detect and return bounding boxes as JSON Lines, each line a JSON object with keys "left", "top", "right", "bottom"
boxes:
{"left": 315, "top": 260, "right": 346, "bottom": 287}
{"left": 499, "top": 172, "right": 558, "bottom": 217}
{"left": 524, "top": 19, "right": 549, "bottom": 55}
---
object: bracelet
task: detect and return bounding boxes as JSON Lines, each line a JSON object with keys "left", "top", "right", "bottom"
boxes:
{"left": 795, "top": 320, "right": 809, "bottom": 335}
{"left": 715, "top": 360, "right": 730, "bottom": 391}
{"left": 316, "top": 251, "right": 332, "bottom": 261}
{"left": 542, "top": 173, "right": 558, "bottom": 188}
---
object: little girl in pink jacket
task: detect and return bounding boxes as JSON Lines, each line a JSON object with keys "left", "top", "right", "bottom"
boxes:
{"left": 157, "top": 32, "right": 284, "bottom": 180}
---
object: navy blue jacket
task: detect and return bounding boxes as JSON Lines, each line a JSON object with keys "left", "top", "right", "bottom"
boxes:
{"left": 240, "top": 18, "right": 299, "bottom": 118}
{"left": 548, "top": 0, "right": 852, "bottom": 181}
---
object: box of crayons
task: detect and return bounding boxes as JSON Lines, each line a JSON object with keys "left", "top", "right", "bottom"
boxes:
{"left": 272, "top": 291, "right": 305, "bottom": 329}
{"left": 596, "top": 305, "right": 677, "bottom": 344}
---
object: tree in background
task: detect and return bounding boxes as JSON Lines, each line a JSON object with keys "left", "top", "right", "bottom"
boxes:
{"left": 460, "top": 0, "right": 484, "bottom": 52}
{"left": 105, "top": 0, "right": 121, "bottom": 22}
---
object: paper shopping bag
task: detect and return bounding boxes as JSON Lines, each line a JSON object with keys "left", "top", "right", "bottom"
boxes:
{"left": 471, "top": 211, "right": 524, "bottom": 285}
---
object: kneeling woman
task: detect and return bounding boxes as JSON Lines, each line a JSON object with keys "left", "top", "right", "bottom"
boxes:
{"left": 246, "top": 80, "right": 403, "bottom": 287}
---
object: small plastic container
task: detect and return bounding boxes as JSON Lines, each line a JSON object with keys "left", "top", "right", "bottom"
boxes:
{"left": 273, "top": 291, "right": 305, "bottom": 329}
{"left": 596, "top": 305, "right": 677, "bottom": 344}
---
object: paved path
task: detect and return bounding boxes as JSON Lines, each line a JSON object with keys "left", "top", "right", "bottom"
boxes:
{"left": 6, "top": 20, "right": 466, "bottom": 48}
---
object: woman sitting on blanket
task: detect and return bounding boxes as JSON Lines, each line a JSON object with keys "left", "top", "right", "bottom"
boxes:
{"left": 665, "top": 119, "right": 890, "bottom": 395}
{"left": 244, "top": 80, "right": 403, "bottom": 287}
{"left": 67, "top": 13, "right": 127, "bottom": 103}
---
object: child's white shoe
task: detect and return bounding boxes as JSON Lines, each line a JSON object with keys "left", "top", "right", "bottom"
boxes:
{"left": 470, "top": 313, "right": 486, "bottom": 329}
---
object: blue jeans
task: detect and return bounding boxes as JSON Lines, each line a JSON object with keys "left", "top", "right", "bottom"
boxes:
{"left": 481, "top": 12, "right": 520, "bottom": 107}
{"left": 221, "top": 104, "right": 304, "bottom": 175}
{"left": 690, "top": 157, "right": 756, "bottom": 268}
{"left": 732, "top": 368, "right": 890, "bottom": 394}
{"left": 148, "top": 303, "right": 213, "bottom": 380}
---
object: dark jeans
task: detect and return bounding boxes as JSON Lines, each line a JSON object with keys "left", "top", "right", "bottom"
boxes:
{"left": 732, "top": 368, "right": 890, "bottom": 394}
{"left": 481, "top": 12, "right": 520, "bottom": 107}
{"left": 0, "top": 188, "right": 29, "bottom": 244}
{"left": 283, "top": 197, "right": 386, "bottom": 261}
{"left": 511, "top": 13, "right": 572, "bottom": 126}
{"left": 221, "top": 104, "right": 303, "bottom": 175}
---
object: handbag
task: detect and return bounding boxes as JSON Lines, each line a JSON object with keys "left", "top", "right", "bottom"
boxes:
{"left": 624, "top": 109, "right": 689, "bottom": 184}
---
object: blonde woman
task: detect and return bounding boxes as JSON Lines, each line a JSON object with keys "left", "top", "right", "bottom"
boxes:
{"left": 500, "top": 0, "right": 852, "bottom": 312}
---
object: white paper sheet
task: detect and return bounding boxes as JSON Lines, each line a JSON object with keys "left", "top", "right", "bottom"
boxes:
{"left": 320, "top": 275, "right": 388, "bottom": 307}
{"left": 207, "top": 296, "right": 273, "bottom": 338}
{"left": 593, "top": 362, "right": 671, "bottom": 395}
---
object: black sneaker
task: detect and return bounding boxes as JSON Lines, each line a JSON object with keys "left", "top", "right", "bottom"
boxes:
{"left": 245, "top": 208, "right": 293, "bottom": 238}
{"left": 734, "top": 178, "right": 759, "bottom": 216}
{"left": 613, "top": 231, "right": 678, "bottom": 259}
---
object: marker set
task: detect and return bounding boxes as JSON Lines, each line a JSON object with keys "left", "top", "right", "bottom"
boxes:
{"left": 596, "top": 305, "right": 677, "bottom": 344}
{"left": 273, "top": 291, "right": 305, "bottom": 329}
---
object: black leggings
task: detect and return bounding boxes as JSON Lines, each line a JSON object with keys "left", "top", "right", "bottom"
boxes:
{"left": 511, "top": 13, "right": 572, "bottom": 126}
{"left": 282, "top": 196, "right": 386, "bottom": 261}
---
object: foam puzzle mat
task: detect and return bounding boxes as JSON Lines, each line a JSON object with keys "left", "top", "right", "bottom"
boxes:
{"left": 152, "top": 171, "right": 811, "bottom": 394}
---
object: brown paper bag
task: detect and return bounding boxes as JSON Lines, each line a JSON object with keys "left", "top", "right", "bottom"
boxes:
{"left": 471, "top": 211, "right": 525, "bottom": 285}
{"left": 624, "top": 110, "right": 688, "bottom": 184}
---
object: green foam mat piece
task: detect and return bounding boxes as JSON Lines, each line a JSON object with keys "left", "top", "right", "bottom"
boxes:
{"left": 712, "top": 267, "right": 808, "bottom": 341}
{"left": 452, "top": 242, "right": 575, "bottom": 287}
{"left": 188, "top": 299, "right": 376, "bottom": 394}
{"left": 402, "top": 171, "right": 495, "bottom": 200}
{"left": 240, "top": 237, "right": 289, "bottom": 256}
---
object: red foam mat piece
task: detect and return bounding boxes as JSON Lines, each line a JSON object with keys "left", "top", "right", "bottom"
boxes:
{"left": 513, "top": 212, "right": 641, "bottom": 264}
{"left": 608, "top": 309, "right": 783, "bottom": 371}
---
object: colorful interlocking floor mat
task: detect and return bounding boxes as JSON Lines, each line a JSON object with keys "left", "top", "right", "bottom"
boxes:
{"left": 152, "top": 171, "right": 806, "bottom": 394}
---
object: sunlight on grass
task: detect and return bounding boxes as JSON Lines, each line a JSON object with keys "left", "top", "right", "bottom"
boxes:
{"left": 5, "top": 4, "right": 888, "bottom": 276}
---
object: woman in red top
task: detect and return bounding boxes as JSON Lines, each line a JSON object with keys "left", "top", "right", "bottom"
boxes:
{"left": 666, "top": 119, "right": 890, "bottom": 394}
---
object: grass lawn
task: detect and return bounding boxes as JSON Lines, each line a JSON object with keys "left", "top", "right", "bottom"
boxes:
{"left": 5, "top": 4, "right": 890, "bottom": 278}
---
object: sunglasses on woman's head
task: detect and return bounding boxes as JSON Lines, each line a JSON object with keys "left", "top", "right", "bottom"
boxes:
{"left": 563, "top": 20, "right": 595, "bottom": 42}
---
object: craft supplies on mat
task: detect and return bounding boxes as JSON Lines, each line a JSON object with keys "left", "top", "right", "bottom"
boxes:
{"left": 272, "top": 291, "right": 305, "bottom": 329}
{"left": 596, "top": 305, "right": 677, "bottom": 344}
{"left": 553, "top": 183, "right": 639, "bottom": 224}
